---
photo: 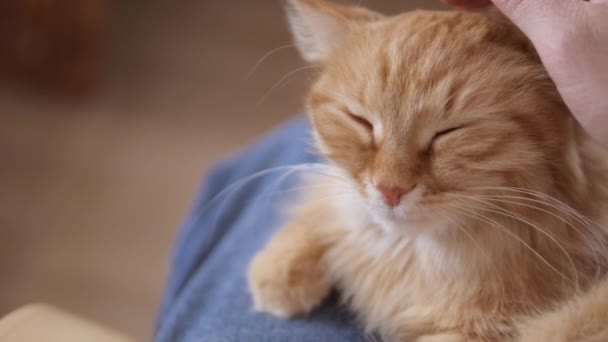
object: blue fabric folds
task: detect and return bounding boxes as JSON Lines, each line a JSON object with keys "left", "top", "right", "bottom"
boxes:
{"left": 156, "top": 118, "right": 366, "bottom": 342}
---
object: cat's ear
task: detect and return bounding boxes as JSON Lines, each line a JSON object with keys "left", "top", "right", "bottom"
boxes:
{"left": 286, "top": 0, "right": 383, "bottom": 63}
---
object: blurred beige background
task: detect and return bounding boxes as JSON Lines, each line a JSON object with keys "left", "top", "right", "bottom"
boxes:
{"left": 0, "top": 0, "right": 442, "bottom": 340}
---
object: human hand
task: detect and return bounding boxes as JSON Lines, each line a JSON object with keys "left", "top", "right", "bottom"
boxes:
{"left": 443, "top": 0, "right": 608, "bottom": 147}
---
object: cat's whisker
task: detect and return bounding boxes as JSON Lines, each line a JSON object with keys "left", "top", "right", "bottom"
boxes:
{"left": 262, "top": 164, "right": 350, "bottom": 203}
{"left": 476, "top": 194, "right": 606, "bottom": 239}
{"left": 208, "top": 163, "right": 356, "bottom": 238}
{"left": 470, "top": 186, "right": 608, "bottom": 265}
{"left": 436, "top": 208, "right": 490, "bottom": 260}
{"left": 256, "top": 65, "right": 320, "bottom": 106}
{"left": 286, "top": 193, "right": 359, "bottom": 211}
{"left": 202, "top": 163, "right": 349, "bottom": 215}
{"left": 209, "top": 164, "right": 325, "bottom": 230}
{"left": 262, "top": 185, "right": 357, "bottom": 200}
{"left": 252, "top": 164, "right": 348, "bottom": 211}
{"left": 245, "top": 44, "right": 298, "bottom": 81}
{"left": 471, "top": 186, "right": 607, "bottom": 231}
{"left": 444, "top": 201, "right": 576, "bottom": 286}
{"left": 447, "top": 194, "right": 580, "bottom": 290}
{"left": 476, "top": 195, "right": 607, "bottom": 280}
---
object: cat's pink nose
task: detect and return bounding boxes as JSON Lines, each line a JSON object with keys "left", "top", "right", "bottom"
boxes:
{"left": 376, "top": 184, "right": 414, "bottom": 207}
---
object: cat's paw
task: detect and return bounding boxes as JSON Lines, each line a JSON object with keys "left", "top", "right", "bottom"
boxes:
{"left": 247, "top": 241, "right": 331, "bottom": 318}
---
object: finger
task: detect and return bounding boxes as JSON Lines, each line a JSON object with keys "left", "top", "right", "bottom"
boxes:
{"left": 488, "top": 0, "right": 577, "bottom": 42}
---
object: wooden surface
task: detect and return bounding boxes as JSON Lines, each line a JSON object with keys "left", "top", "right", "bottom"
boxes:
{"left": 0, "top": 1, "right": 443, "bottom": 339}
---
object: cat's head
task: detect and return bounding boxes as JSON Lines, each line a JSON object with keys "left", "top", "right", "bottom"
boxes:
{"left": 287, "top": 0, "right": 581, "bottom": 235}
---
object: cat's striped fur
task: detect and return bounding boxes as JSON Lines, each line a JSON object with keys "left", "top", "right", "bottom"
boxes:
{"left": 248, "top": 1, "right": 608, "bottom": 340}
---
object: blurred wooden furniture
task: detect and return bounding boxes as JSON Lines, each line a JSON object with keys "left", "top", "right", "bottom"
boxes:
{"left": 0, "top": 304, "right": 135, "bottom": 342}
{"left": 0, "top": 0, "right": 106, "bottom": 93}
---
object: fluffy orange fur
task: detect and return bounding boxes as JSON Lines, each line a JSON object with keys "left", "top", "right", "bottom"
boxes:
{"left": 248, "top": 1, "right": 608, "bottom": 341}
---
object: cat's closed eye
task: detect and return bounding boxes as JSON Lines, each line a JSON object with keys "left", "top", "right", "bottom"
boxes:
{"left": 346, "top": 111, "right": 373, "bottom": 131}
{"left": 428, "top": 126, "right": 464, "bottom": 152}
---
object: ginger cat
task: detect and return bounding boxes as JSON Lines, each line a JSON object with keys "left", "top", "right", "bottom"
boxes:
{"left": 248, "top": 1, "right": 608, "bottom": 340}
